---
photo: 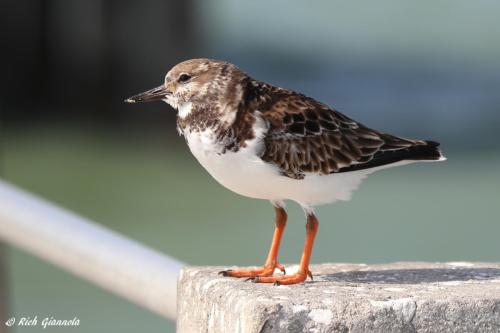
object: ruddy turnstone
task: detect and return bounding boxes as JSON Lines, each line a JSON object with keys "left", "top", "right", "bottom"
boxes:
{"left": 125, "top": 59, "right": 445, "bottom": 285}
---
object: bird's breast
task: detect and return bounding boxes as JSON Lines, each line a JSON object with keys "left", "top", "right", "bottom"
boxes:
{"left": 184, "top": 127, "right": 226, "bottom": 158}
{"left": 182, "top": 126, "right": 284, "bottom": 200}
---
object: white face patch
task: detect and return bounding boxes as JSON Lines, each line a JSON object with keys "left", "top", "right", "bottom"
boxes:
{"left": 178, "top": 102, "right": 193, "bottom": 118}
{"left": 162, "top": 95, "right": 177, "bottom": 109}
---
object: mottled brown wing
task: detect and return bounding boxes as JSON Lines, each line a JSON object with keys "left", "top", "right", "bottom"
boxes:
{"left": 259, "top": 94, "right": 433, "bottom": 179}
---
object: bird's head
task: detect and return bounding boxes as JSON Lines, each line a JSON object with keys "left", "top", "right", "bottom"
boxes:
{"left": 125, "top": 59, "right": 247, "bottom": 121}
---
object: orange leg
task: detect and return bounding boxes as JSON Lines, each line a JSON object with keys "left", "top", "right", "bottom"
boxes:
{"left": 249, "top": 212, "right": 319, "bottom": 285}
{"left": 219, "top": 206, "right": 287, "bottom": 278}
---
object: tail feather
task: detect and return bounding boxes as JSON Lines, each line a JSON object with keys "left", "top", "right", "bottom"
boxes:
{"left": 336, "top": 139, "right": 445, "bottom": 173}
{"left": 406, "top": 140, "right": 444, "bottom": 161}
{"left": 371, "top": 140, "right": 445, "bottom": 165}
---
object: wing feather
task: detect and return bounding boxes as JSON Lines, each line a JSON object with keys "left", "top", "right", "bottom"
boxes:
{"left": 257, "top": 90, "right": 440, "bottom": 179}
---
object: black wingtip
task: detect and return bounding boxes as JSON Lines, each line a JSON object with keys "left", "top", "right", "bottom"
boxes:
{"left": 419, "top": 140, "right": 445, "bottom": 161}
{"left": 334, "top": 139, "right": 445, "bottom": 173}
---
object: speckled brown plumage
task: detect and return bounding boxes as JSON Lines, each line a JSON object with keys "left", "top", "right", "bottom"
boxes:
{"left": 235, "top": 80, "right": 442, "bottom": 179}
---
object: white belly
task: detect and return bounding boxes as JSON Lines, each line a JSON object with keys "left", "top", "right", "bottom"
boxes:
{"left": 183, "top": 126, "right": 409, "bottom": 207}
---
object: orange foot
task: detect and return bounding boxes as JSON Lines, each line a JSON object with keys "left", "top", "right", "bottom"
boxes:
{"left": 219, "top": 263, "right": 286, "bottom": 278}
{"left": 246, "top": 270, "right": 313, "bottom": 285}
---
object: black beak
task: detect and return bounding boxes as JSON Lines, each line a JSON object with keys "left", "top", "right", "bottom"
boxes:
{"left": 124, "top": 85, "right": 171, "bottom": 103}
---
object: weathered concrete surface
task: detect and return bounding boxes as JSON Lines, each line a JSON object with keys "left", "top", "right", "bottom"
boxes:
{"left": 177, "top": 262, "right": 500, "bottom": 333}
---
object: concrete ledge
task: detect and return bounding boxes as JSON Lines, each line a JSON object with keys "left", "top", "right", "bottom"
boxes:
{"left": 177, "top": 262, "right": 500, "bottom": 333}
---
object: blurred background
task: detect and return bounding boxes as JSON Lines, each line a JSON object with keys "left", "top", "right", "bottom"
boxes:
{"left": 1, "top": 0, "right": 499, "bottom": 332}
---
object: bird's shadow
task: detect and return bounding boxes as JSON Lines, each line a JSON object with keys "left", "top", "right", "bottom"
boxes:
{"left": 318, "top": 268, "right": 500, "bottom": 284}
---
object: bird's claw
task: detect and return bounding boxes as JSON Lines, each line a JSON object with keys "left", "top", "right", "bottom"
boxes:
{"left": 217, "top": 263, "right": 286, "bottom": 278}
{"left": 276, "top": 263, "right": 286, "bottom": 275}
{"left": 218, "top": 270, "right": 232, "bottom": 276}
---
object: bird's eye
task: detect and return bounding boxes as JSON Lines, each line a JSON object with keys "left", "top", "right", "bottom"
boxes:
{"left": 178, "top": 74, "right": 191, "bottom": 83}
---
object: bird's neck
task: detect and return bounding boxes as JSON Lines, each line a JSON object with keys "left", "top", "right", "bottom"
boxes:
{"left": 176, "top": 97, "right": 258, "bottom": 154}
{"left": 176, "top": 101, "right": 228, "bottom": 133}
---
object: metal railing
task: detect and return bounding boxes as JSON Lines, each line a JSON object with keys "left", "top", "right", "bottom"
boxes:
{"left": 0, "top": 180, "right": 185, "bottom": 321}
